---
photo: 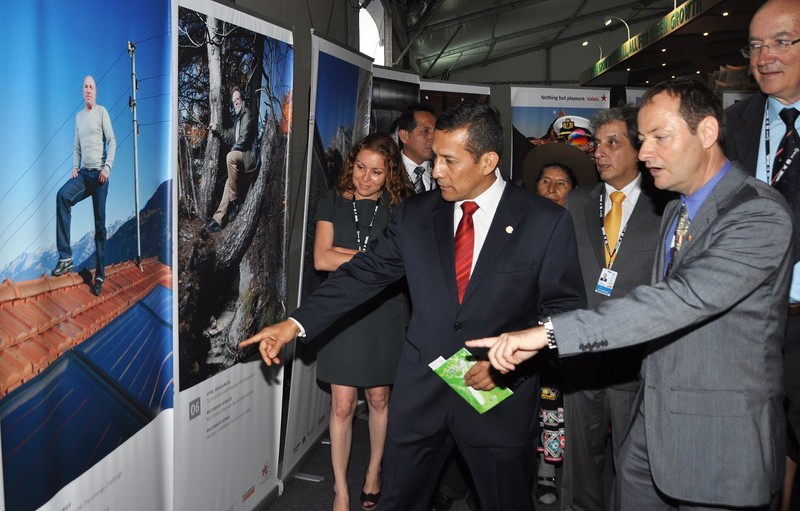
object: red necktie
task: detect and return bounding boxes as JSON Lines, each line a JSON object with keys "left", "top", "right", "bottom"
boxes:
{"left": 455, "top": 201, "right": 479, "bottom": 303}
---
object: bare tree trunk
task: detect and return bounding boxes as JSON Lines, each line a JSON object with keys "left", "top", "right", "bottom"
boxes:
{"left": 198, "top": 15, "right": 223, "bottom": 218}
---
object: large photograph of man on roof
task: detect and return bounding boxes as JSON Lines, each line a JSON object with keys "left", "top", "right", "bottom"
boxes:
{"left": 0, "top": 1, "right": 173, "bottom": 510}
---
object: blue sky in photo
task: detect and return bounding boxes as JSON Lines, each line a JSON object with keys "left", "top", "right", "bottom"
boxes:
{"left": 315, "top": 52, "right": 360, "bottom": 147}
{"left": 0, "top": 0, "right": 171, "bottom": 268}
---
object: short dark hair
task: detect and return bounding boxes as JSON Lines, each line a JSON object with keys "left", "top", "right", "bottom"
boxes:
{"left": 537, "top": 163, "right": 578, "bottom": 189}
{"left": 590, "top": 104, "right": 641, "bottom": 149}
{"left": 231, "top": 86, "right": 242, "bottom": 97}
{"left": 641, "top": 78, "right": 725, "bottom": 147}
{"left": 435, "top": 102, "right": 504, "bottom": 163}
{"left": 396, "top": 103, "right": 436, "bottom": 133}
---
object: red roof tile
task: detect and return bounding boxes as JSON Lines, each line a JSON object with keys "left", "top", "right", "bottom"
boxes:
{"left": 0, "top": 258, "right": 172, "bottom": 395}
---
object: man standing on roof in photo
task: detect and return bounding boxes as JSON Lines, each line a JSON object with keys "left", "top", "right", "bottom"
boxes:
{"left": 52, "top": 75, "right": 116, "bottom": 296}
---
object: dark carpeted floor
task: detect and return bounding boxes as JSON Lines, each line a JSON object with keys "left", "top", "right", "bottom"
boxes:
{"left": 265, "top": 409, "right": 561, "bottom": 511}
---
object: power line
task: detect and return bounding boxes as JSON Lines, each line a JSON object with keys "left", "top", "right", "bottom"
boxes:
{"left": 0, "top": 127, "right": 134, "bottom": 253}
{"left": 0, "top": 49, "right": 129, "bottom": 210}
{"left": 0, "top": 153, "right": 71, "bottom": 243}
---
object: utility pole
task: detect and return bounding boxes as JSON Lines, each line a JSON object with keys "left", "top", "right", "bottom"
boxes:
{"left": 128, "top": 41, "right": 142, "bottom": 270}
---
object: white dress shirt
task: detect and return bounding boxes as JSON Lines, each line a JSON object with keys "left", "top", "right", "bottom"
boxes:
{"left": 453, "top": 170, "right": 506, "bottom": 275}
{"left": 402, "top": 152, "right": 434, "bottom": 192}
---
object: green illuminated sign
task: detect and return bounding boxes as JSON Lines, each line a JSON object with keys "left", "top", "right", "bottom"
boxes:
{"left": 580, "top": 0, "right": 721, "bottom": 83}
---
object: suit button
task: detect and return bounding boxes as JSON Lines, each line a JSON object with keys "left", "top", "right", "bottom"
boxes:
{"left": 454, "top": 322, "right": 463, "bottom": 331}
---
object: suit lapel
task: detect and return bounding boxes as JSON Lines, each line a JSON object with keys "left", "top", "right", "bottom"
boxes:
{"left": 731, "top": 95, "right": 766, "bottom": 174}
{"left": 434, "top": 199, "right": 459, "bottom": 302}
{"left": 612, "top": 191, "right": 653, "bottom": 269}
{"left": 583, "top": 185, "right": 606, "bottom": 270}
{"left": 654, "top": 200, "right": 679, "bottom": 282}
{"left": 680, "top": 165, "right": 746, "bottom": 263}
{"left": 461, "top": 185, "right": 521, "bottom": 305}
{"left": 664, "top": 165, "right": 748, "bottom": 273}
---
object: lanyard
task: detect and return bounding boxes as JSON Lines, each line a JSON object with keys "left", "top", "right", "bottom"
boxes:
{"left": 764, "top": 104, "right": 800, "bottom": 186}
{"left": 352, "top": 197, "right": 380, "bottom": 251}
{"left": 598, "top": 191, "right": 627, "bottom": 269}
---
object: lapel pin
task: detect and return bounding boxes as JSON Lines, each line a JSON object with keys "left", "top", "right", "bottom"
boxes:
{"left": 506, "top": 226, "right": 513, "bottom": 234}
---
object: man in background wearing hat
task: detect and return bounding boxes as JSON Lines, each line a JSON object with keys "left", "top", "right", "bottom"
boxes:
{"left": 559, "top": 105, "right": 670, "bottom": 511}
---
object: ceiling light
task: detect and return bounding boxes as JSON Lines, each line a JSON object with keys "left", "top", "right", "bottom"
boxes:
{"left": 582, "top": 39, "right": 603, "bottom": 59}
{"left": 603, "top": 16, "right": 631, "bottom": 41}
{"left": 703, "top": 32, "right": 709, "bottom": 36}
{"left": 662, "top": 63, "right": 667, "bottom": 67}
{"left": 722, "top": 12, "right": 729, "bottom": 16}
{"left": 661, "top": 48, "right": 667, "bottom": 52}
{"left": 626, "top": 68, "right": 631, "bottom": 72}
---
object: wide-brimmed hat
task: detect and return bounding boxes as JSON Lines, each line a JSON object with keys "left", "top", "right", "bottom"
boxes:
{"left": 521, "top": 142, "right": 598, "bottom": 191}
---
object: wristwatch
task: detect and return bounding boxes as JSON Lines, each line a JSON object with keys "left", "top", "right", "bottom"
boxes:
{"left": 539, "top": 317, "right": 557, "bottom": 350}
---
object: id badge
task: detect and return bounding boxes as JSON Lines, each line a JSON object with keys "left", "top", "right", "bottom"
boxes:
{"left": 595, "top": 268, "right": 618, "bottom": 296}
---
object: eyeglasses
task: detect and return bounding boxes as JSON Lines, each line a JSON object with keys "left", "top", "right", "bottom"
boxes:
{"left": 740, "top": 38, "right": 800, "bottom": 58}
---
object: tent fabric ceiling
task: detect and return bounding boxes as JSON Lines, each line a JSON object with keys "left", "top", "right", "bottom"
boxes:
{"left": 386, "top": 0, "right": 760, "bottom": 85}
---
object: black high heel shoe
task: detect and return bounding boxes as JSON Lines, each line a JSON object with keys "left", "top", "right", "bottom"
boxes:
{"left": 360, "top": 489, "right": 380, "bottom": 510}
{"left": 360, "top": 468, "right": 381, "bottom": 510}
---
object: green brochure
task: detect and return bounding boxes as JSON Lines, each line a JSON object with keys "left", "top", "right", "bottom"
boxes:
{"left": 429, "top": 348, "right": 513, "bottom": 414}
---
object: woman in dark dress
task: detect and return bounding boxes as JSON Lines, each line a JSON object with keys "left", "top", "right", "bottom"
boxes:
{"left": 313, "top": 133, "right": 412, "bottom": 511}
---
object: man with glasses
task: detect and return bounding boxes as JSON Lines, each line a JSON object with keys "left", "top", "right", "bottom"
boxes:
{"left": 726, "top": 1, "right": 800, "bottom": 507}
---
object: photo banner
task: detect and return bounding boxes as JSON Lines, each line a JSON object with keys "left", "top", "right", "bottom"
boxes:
{"left": 175, "top": 0, "right": 293, "bottom": 509}
{"left": 370, "top": 66, "right": 421, "bottom": 135}
{"left": 282, "top": 32, "right": 373, "bottom": 480}
{"left": 510, "top": 86, "right": 610, "bottom": 180}
{"left": 0, "top": 0, "right": 173, "bottom": 510}
{"left": 420, "top": 80, "right": 491, "bottom": 118}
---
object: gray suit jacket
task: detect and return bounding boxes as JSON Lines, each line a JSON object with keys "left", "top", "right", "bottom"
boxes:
{"left": 564, "top": 178, "right": 667, "bottom": 391}
{"left": 553, "top": 163, "right": 792, "bottom": 506}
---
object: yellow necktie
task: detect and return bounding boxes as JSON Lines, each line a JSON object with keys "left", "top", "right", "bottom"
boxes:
{"left": 604, "top": 191, "right": 626, "bottom": 266}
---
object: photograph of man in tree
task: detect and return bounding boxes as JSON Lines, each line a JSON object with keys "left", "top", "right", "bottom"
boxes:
{"left": 202, "top": 85, "right": 258, "bottom": 234}
{"left": 177, "top": 6, "right": 294, "bottom": 390}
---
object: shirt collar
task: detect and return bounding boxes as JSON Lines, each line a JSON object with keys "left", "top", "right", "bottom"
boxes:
{"left": 402, "top": 152, "right": 430, "bottom": 172}
{"left": 768, "top": 95, "right": 800, "bottom": 125}
{"left": 682, "top": 160, "right": 731, "bottom": 220}
{"left": 604, "top": 172, "right": 642, "bottom": 205}
{"left": 455, "top": 169, "right": 505, "bottom": 217}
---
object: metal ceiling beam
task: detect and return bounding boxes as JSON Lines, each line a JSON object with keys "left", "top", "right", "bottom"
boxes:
{"left": 419, "top": 0, "right": 664, "bottom": 36}
{"left": 423, "top": 0, "right": 549, "bottom": 34}
{"left": 436, "top": 10, "right": 668, "bottom": 75}
{"left": 392, "top": 1, "right": 445, "bottom": 66}
{"left": 415, "top": 4, "right": 663, "bottom": 66}
{"left": 423, "top": 24, "right": 462, "bottom": 77}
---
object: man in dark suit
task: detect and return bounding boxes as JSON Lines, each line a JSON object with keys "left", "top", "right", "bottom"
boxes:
{"left": 397, "top": 103, "right": 437, "bottom": 194}
{"left": 242, "top": 102, "right": 585, "bottom": 510}
{"left": 725, "top": 2, "right": 800, "bottom": 506}
{"left": 470, "top": 78, "right": 793, "bottom": 510}
{"left": 560, "top": 105, "right": 668, "bottom": 511}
